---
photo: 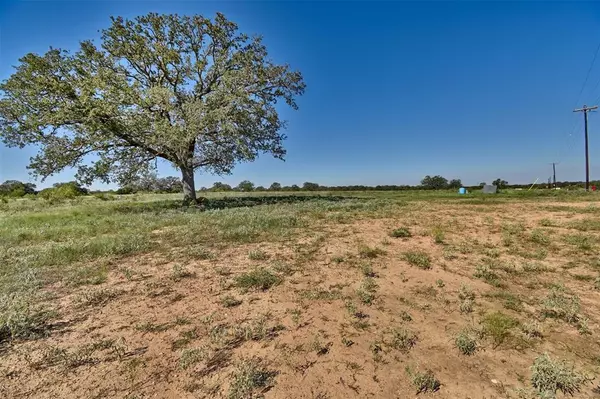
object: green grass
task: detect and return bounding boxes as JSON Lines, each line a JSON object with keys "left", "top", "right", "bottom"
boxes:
{"left": 403, "top": 251, "right": 432, "bottom": 269}
{"left": 234, "top": 268, "right": 282, "bottom": 291}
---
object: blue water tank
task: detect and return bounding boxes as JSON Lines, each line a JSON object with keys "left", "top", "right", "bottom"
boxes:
{"left": 458, "top": 187, "right": 466, "bottom": 195}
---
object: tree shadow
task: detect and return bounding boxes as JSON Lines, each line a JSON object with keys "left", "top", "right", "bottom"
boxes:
{"left": 111, "top": 195, "right": 353, "bottom": 214}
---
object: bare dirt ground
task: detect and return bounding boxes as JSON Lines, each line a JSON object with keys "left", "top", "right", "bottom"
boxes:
{"left": 2, "top": 197, "right": 600, "bottom": 398}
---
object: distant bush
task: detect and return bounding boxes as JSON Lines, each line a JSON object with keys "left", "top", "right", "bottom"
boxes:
{"left": 0, "top": 180, "right": 36, "bottom": 198}
{"left": 39, "top": 182, "right": 88, "bottom": 200}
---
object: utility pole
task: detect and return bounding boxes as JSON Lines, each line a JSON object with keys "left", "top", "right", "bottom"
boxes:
{"left": 549, "top": 162, "right": 559, "bottom": 189}
{"left": 573, "top": 104, "right": 598, "bottom": 191}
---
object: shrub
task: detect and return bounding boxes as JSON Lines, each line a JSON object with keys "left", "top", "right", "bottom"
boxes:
{"left": 39, "top": 181, "right": 88, "bottom": 200}
{"left": 531, "top": 353, "right": 587, "bottom": 397}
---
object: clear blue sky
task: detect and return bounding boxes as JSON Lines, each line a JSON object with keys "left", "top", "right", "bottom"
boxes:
{"left": 1, "top": 1, "right": 600, "bottom": 189}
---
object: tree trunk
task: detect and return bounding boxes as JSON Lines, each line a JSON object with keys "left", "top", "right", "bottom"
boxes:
{"left": 181, "top": 166, "right": 197, "bottom": 205}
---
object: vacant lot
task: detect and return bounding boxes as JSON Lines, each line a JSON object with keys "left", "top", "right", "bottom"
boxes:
{"left": 1, "top": 191, "right": 600, "bottom": 398}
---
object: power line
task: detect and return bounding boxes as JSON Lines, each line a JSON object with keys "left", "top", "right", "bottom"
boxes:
{"left": 555, "top": 40, "right": 600, "bottom": 165}
{"left": 573, "top": 41, "right": 600, "bottom": 106}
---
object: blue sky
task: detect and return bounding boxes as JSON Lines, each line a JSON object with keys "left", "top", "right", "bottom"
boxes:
{"left": 1, "top": 1, "right": 600, "bottom": 189}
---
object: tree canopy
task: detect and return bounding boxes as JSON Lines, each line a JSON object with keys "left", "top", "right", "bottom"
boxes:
{"left": 492, "top": 179, "right": 508, "bottom": 189}
{"left": 420, "top": 175, "right": 449, "bottom": 190}
{"left": 0, "top": 12, "right": 305, "bottom": 203}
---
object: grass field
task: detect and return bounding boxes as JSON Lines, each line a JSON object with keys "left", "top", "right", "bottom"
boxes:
{"left": 1, "top": 190, "right": 600, "bottom": 398}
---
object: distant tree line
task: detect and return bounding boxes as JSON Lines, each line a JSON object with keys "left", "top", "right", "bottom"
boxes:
{"left": 2, "top": 176, "right": 599, "bottom": 200}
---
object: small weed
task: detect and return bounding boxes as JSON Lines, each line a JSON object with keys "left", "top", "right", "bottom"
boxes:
{"left": 135, "top": 322, "right": 171, "bottom": 333}
{"left": 358, "top": 245, "right": 386, "bottom": 259}
{"left": 529, "top": 229, "right": 551, "bottom": 246}
{"left": 458, "top": 283, "right": 475, "bottom": 314}
{"left": 400, "top": 310, "right": 412, "bottom": 322}
{"left": 370, "top": 341, "right": 383, "bottom": 362}
{"left": 175, "top": 316, "right": 191, "bottom": 325}
{"left": 458, "top": 283, "right": 475, "bottom": 301}
{"left": 577, "top": 317, "right": 591, "bottom": 335}
{"left": 570, "top": 273, "right": 594, "bottom": 281}
{"left": 357, "top": 289, "right": 375, "bottom": 305}
{"left": 179, "top": 348, "right": 206, "bottom": 370}
{"left": 389, "top": 327, "right": 418, "bottom": 352}
{"left": 414, "top": 285, "right": 437, "bottom": 298}
{"left": 390, "top": 227, "right": 411, "bottom": 238}
{"left": 522, "top": 263, "right": 552, "bottom": 273}
{"left": 171, "top": 264, "right": 195, "bottom": 281}
{"left": 541, "top": 286, "right": 580, "bottom": 324}
{"left": 521, "top": 321, "right": 542, "bottom": 338}
{"left": 290, "top": 309, "right": 302, "bottom": 325}
{"left": 481, "top": 311, "right": 518, "bottom": 347}
{"left": 431, "top": 227, "right": 445, "bottom": 244}
{"left": 564, "top": 234, "right": 594, "bottom": 251}
{"left": 531, "top": 353, "right": 588, "bottom": 398}
{"left": 215, "top": 266, "right": 232, "bottom": 276}
{"left": 474, "top": 263, "right": 502, "bottom": 287}
{"left": 539, "top": 218, "right": 559, "bottom": 227}
{"left": 310, "top": 336, "right": 332, "bottom": 356}
{"left": 272, "top": 261, "right": 294, "bottom": 276}
{"left": 345, "top": 301, "right": 357, "bottom": 316}
{"left": 357, "top": 277, "right": 377, "bottom": 305}
{"left": 248, "top": 249, "right": 269, "bottom": 261}
{"left": 189, "top": 247, "right": 215, "bottom": 260}
{"left": 220, "top": 295, "right": 242, "bottom": 308}
{"left": 436, "top": 279, "right": 445, "bottom": 288}
{"left": 228, "top": 358, "right": 277, "bottom": 399}
{"left": 403, "top": 251, "right": 431, "bottom": 269}
{"left": 406, "top": 367, "right": 441, "bottom": 394}
{"left": 594, "top": 277, "right": 600, "bottom": 290}
{"left": 331, "top": 256, "right": 345, "bottom": 263}
{"left": 75, "top": 289, "right": 119, "bottom": 308}
{"left": 235, "top": 268, "right": 282, "bottom": 291}
{"left": 485, "top": 291, "right": 523, "bottom": 312}
{"left": 359, "top": 262, "right": 377, "bottom": 277}
{"left": 455, "top": 328, "right": 478, "bottom": 355}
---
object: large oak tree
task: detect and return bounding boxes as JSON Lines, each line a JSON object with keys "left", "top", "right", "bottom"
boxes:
{"left": 0, "top": 13, "right": 305, "bottom": 203}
